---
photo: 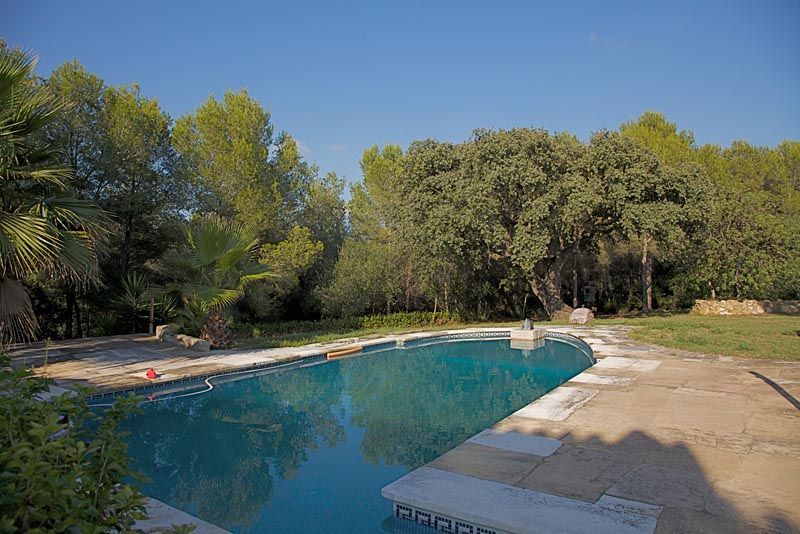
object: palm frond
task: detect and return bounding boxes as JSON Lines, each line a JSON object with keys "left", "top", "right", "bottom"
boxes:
{"left": 0, "top": 46, "right": 110, "bottom": 342}
{"left": 27, "top": 196, "right": 113, "bottom": 239}
{"left": 186, "top": 283, "right": 244, "bottom": 312}
{"left": 0, "top": 276, "right": 37, "bottom": 344}
{"left": 0, "top": 48, "right": 37, "bottom": 99}
{"left": 238, "top": 266, "right": 277, "bottom": 286}
{"left": 165, "top": 213, "right": 268, "bottom": 319}
{"left": 0, "top": 212, "right": 59, "bottom": 276}
{"left": 50, "top": 230, "right": 99, "bottom": 281}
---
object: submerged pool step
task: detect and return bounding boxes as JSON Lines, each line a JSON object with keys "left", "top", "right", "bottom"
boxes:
{"left": 382, "top": 467, "right": 661, "bottom": 534}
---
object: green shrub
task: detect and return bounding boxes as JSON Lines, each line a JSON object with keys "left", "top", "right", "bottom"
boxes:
{"left": 173, "top": 297, "right": 207, "bottom": 337}
{"left": 357, "top": 311, "right": 461, "bottom": 329}
{"left": 0, "top": 356, "right": 149, "bottom": 533}
{"left": 232, "top": 311, "right": 462, "bottom": 339}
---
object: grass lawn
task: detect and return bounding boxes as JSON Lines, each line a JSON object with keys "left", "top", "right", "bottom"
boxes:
{"left": 234, "top": 314, "right": 800, "bottom": 362}
{"left": 603, "top": 314, "right": 800, "bottom": 361}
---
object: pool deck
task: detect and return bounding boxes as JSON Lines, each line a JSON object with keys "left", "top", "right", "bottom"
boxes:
{"left": 8, "top": 326, "right": 800, "bottom": 533}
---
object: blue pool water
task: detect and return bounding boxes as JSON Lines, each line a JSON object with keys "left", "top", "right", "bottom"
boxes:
{"left": 120, "top": 338, "right": 592, "bottom": 533}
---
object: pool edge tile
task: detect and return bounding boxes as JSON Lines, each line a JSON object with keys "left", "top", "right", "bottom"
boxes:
{"left": 382, "top": 467, "right": 661, "bottom": 534}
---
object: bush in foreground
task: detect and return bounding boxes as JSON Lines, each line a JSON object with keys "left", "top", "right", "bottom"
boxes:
{"left": 0, "top": 356, "right": 147, "bottom": 533}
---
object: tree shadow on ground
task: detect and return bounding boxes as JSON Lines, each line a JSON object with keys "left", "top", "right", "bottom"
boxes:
{"left": 471, "top": 422, "right": 800, "bottom": 534}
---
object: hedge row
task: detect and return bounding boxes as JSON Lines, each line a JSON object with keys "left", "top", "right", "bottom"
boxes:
{"left": 232, "top": 311, "right": 462, "bottom": 338}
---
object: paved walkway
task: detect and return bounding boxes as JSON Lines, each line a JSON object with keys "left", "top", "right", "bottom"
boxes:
{"left": 9, "top": 326, "right": 800, "bottom": 533}
{"left": 8, "top": 334, "right": 330, "bottom": 392}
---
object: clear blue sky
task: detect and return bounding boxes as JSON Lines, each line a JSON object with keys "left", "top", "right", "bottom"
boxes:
{"left": 5, "top": 0, "right": 799, "bottom": 189}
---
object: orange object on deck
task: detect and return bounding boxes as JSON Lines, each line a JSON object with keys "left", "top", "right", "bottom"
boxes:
{"left": 146, "top": 368, "right": 157, "bottom": 379}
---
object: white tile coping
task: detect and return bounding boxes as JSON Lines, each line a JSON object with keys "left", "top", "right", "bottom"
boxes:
{"left": 467, "top": 429, "right": 563, "bottom": 457}
{"left": 594, "top": 356, "right": 662, "bottom": 372}
{"left": 138, "top": 497, "right": 230, "bottom": 533}
{"left": 512, "top": 386, "right": 599, "bottom": 422}
{"left": 569, "top": 373, "right": 636, "bottom": 386}
{"left": 382, "top": 467, "right": 661, "bottom": 534}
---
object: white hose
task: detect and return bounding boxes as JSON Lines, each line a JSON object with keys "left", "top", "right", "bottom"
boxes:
{"left": 88, "top": 336, "right": 512, "bottom": 409}
{"left": 88, "top": 358, "right": 325, "bottom": 408}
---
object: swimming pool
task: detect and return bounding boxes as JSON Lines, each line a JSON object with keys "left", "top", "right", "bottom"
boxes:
{"left": 119, "top": 335, "right": 593, "bottom": 533}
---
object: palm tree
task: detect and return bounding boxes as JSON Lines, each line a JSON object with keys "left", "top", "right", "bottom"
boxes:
{"left": 0, "top": 46, "right": 110, "bottom": 343}
{"left": 164, "top": 214, "right": 273, "bottom": 348}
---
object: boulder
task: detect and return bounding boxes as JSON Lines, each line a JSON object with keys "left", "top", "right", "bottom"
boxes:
{"left": 569, "top": 307, "right": 594, "bottom": 325}
{"left": 552, "top": 308, "right": 574, "bottom": 321}
{"left": 155, "top": 324, "right": 211, "bottom": 352}
{"left": 155, "top": 324, "right": 171, "bottom": 340}
{"left": 175, "top": 334, "right": 211, "bottom": 352}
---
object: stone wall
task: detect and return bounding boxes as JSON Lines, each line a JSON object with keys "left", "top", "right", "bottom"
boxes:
{"left": 691, "top": 299, "right": 800, "bottom": 316}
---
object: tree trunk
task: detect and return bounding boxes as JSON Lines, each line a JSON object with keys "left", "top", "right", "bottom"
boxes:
{"left": 572, "top": 237, "right": 581, "bottom": 308}
{"left": 122, "top": 213, "right": 133, "bottom": 277}
{"left": 404, "top": 262, "right": 413, "bottom": 311}
{"left": 641, "top": 237, "right": 653, "bottom": 312}
{"left": 200, "top": 310, "right": 232, "bottom": 349}
{"left": 65, "top": 285, "right": 75, "bottom": 339}
{"left": 75, "top": 299, "right": 83, "bottom": 338}
{"left": 528, "top": 262, "right": 574, "bottom": 319}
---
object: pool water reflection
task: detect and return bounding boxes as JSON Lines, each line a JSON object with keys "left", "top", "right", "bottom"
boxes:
{"left": 122, "top": 338, "right": 592, "bottom": 533}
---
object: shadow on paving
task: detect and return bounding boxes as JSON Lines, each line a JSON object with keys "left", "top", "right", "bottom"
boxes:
{"left": 7, "top": 335, "right": 159, "bottom": 365}
{"left": 6, "top": 334, "right": 219, "bottom": 392}
{"left": 466, "top": 422, "right": 800, "bottom": 533}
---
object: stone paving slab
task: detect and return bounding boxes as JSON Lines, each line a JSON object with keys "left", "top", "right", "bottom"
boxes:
{"left": 568, "top": 372, "right": 635, "bottom": 386}
{"left": 468, "top": 429, "right": 563, "bottom": 457}
{"left": 8, "top": 334, "right": 328, "bottom": 392}
{"left": 594, "top": 356, "right": 662, "bottom": 372}
{"left": 511, "top": 386, "right": 599, "bottom": 421}
{"left": 428, "top": 442, "right": 544, "bottom": 486}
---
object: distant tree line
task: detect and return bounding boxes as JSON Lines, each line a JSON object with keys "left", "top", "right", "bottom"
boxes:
{"left": 331, "top": 120, "right": 799, "bottom": 320}
{"left": 2, "top": 40, "right": 798, "bottom": 343}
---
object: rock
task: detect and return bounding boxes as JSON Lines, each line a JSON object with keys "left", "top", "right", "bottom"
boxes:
{"left": 174, "top": 334, "right": 211, "bottom": 352}
{"left": 569, "top": 307, "right": 594, "bottom": 325}
{"left": 155, "top": 324, "right": 171, "bottom": 340}
{"left": 189, "top": 338, "right": 211, "bottom": 352}
{"left": 552, "top": 307, "right": 574, "bottom": 321}
{"left": 156, "top": 325, "right": 211, "bottom": 351}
